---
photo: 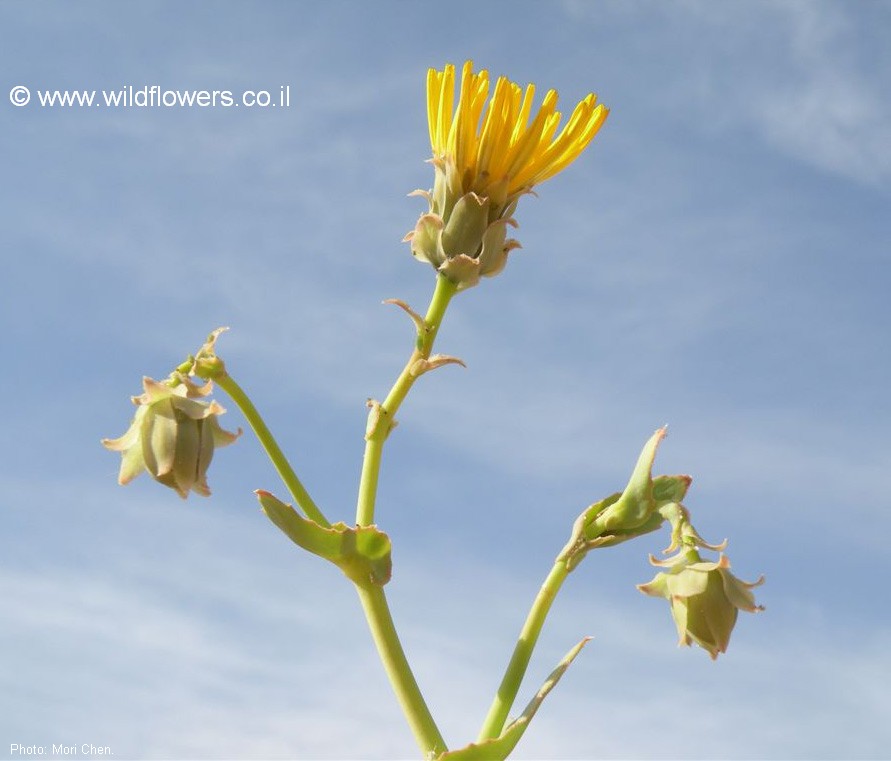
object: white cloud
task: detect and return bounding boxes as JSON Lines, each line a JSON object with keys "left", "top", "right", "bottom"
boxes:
{"left": 748, "top": 3, "right": 891, "bottom": 186}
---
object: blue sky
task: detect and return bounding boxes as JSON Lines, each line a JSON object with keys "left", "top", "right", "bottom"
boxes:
{"left": 2, "top": 1, "right": 889, "bottom": 758}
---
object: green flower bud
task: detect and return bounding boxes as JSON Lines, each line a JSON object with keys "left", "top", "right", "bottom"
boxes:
{"left": 638, "top": 550, "right": 764, "bottom": 660}
{"left": 102, "top": 375, "right": 240, "bottom": 499}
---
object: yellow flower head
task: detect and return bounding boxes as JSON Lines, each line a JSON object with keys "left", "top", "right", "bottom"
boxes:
{"left": 407, "top": 61, "right": 608, "bottom": 290}
{"left": 427, "top": 61, "right": 608, "bottom": 200}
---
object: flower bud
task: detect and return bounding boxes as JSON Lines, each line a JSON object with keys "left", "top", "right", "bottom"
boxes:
{"left": 638, "top": 551, "right": 764, "bottom": 660}
{"left": 102, "top": 375, "right": 240, "bottom": 499}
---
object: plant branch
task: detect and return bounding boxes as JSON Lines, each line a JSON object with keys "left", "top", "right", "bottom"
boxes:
{"left": 477, "top": 559, "right": 571, "bottom": 742}
{"left": 356, "top": 273, "right": 458, "bottom": 525}
{"left": 356, "top": 585, "right": 448, "bottom": 756}
{"left": 351, "top": 273, "right": 458, "bottom": 756}
{"left": 215, "top": 373, "right": 331, "bottom": 528}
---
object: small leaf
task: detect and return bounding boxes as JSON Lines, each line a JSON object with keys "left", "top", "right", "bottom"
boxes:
{"left": 364, "top": 399, "right": 396, "bottom": 441}
{"left": 436, "top": 638, "right": 591, "bottom": 761}
{"left": 256, "top": 491, "right": 392, "bottom": 587}
{"left": 409, "top": 354, "right": 467, "bottom": 377}
{"left": 383, "top": 298, "right": 427, "bottom": 336}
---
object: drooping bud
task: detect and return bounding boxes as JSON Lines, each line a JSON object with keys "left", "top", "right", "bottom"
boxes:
{"left": 637, "top": 549, "right": 764, "bottom": 660}
{"left": 102, "top": 375, "right": 240, "bottom": 499}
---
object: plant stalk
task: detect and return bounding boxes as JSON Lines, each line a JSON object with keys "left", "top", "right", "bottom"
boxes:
{"left": 356, "top": 273, "right": 457, "bottom": 525}
{"left": 215, "top": 373, "right": 331, "bottom": 528}
{"left": 477, "top": 559, "right": 571, "bottom": 741}
{"left": 356, "top": 585, "right": 448, "bottom": 756}
{"left": 352, "top": 273, "right": 458, "bottom": 756}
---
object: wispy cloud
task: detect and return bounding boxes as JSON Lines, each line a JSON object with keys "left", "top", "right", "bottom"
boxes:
{"left": 563, "top": 0, "right": 891, "bottom": 187}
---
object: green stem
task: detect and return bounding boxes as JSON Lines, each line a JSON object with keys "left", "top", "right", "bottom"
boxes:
{"left": 356, "top": 273, "right": 458, "bottom": 525}
{"left": 215, "top": 373, "right": 331, "bottom": 528}
{"left": 477, "top": 559, "right": 571, "bottom": 742}
{"left": 351, "top": 273, "right": 458, "bottom": 756}
{"left": 356, "top": 585, "right": 448, "bottom": 756}
{"left": 355, "top": 433, "right": 384, "bottom": 529}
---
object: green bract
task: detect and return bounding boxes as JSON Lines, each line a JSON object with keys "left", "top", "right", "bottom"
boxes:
{"left": 256, "top": 490, "right": 392, "bottom": 588}
{"left": 405, "top": 184, "right": 521, "bottom": 290}
{"left": 102, "top": 375, "right": 240, "bottom": 499}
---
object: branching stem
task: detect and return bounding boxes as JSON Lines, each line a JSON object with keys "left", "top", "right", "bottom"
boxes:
{"left": 356, "top": 273, "right": 457, "bottom": 525}
{"left": 352, "top": 273, "right": 458, "bottom": 756}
